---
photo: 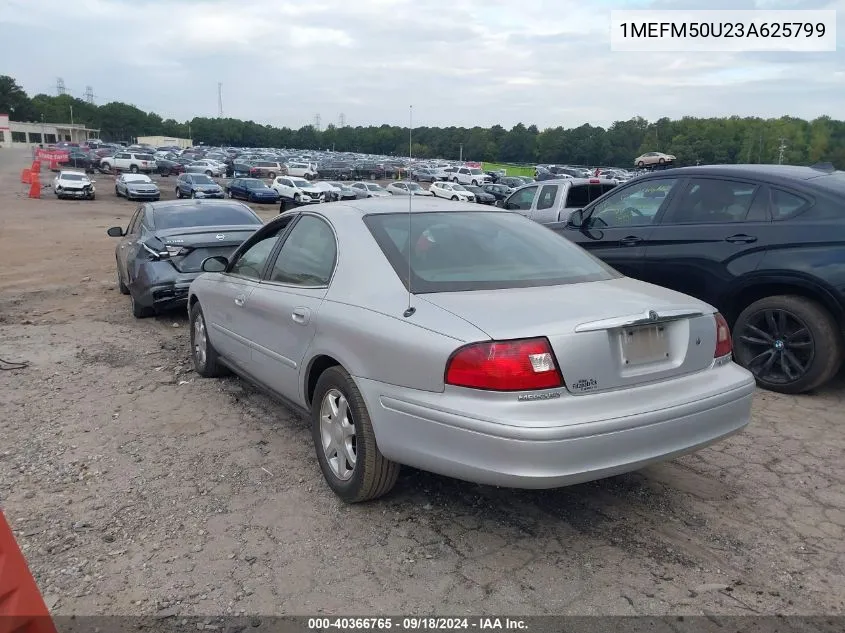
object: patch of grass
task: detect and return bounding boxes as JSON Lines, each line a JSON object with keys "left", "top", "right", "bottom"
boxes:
{"left": 481, "top": 162, "right": 535, "bottom": 178}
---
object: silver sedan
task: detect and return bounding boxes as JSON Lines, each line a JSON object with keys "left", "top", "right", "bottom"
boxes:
{"left": 187, "top": 198, "right": 755, "bottom": 503}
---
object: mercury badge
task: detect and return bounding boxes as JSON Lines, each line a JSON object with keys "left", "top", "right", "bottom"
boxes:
{"left": 215, "top": 234, "right": 225, "bottom": 240}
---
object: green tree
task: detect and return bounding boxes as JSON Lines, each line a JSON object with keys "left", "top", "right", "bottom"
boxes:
{"left": 0, "top": 75, "right": 35, "bottom": 121}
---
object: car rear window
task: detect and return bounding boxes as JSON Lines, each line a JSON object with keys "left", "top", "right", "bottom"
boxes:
{"left": 153, "top": 204, "right": 262, "bottom": 230}
{"left": 565, "top": 183, "right": 617, "bottom": 208}
{"left": 135, "top": 154, "right": 155, "bottom": 161}
{"left": 364, "top": 211, "right": 619, "bottom": 293}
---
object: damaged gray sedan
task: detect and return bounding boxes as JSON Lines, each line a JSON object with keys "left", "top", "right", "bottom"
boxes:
{"left": 107, "top": 200, "right": 263, "bottom": 318}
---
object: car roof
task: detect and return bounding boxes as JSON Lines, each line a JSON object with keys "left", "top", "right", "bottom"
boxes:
{"left": 58, "top": 170, "right": 87, "bottom": 176}
{"left": 640, "top": 164, "right": 837, "bottom": 183}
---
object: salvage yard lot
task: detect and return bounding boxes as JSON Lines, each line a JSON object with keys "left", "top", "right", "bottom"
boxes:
{"left": 1, "top": 149, "right": 844, "bottom": 616}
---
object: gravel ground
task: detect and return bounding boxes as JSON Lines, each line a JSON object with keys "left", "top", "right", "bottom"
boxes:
{"left": 0, "top": 148, "right": 844, "bottom": 617}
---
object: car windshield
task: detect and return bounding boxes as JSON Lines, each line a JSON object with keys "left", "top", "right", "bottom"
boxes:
{"left": 451, "top": 184, "right": 467, "bottom": 191}
{"left": 291, "top": 178, "right": 310, "bottom": 187}
{"left": 366, "top": 184, "right": 384, "bottom": 191}
{"left": 406, "top": 183, "right": 422, "bottom": 191}
{"left": 126, "top": 176, "right": 151, "bottom": 183}
{"left": 245, "top": 180, "right": 269, "bottom": 189}
{"left": 364, "top": 211, "right": 619, "bottom": 293}
{"left": 192, "top": 175, "right": 215, "bottom": 185}
{"left": 60, "top": 174, "right": 86, "bottom": 181}
{"left": 153, "top": 204, "right": 262, "bottom": 230}
{"left": 469, "top": 169, "right": 483, "bottom": 175}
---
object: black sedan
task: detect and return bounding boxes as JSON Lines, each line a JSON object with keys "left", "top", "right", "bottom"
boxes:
{"left": 463, "top": 185, "right": 496, "bottom": 204}
{"left": 226, "top": 178, "right": 280, "bottom": 203}
{"left": 552, "top": 163, "right": 845, "bottom": 394}
{"left": 155, "top": 159, "right": 186, "bottom": 177}
{"left": 481, "top": 183, "right": 513, "bottom": 202}
{"left": 107, "top": 200, "right": 263, "bottom": 318}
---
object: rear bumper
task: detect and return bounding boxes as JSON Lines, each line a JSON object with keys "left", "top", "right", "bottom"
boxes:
{"left": 131, "top": 265, "right": 200, "bottom": 313}
{"left": 356, "top": 363, "right": 755, "bottom": 489}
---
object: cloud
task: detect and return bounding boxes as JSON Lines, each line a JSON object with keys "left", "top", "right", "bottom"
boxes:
{"left": 0, "top": 0, "right": 842, "bottom": 129}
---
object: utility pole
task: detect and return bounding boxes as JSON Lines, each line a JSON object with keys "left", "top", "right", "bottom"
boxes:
{"left": 777, "top": 137, "right": 787, "bottom": 165}
{"left": 84, "top": 86, "right": 94, "bottom": 104}
{"left": 459, "top": 143, "right": 463, "bottom": 162}
{"left": 338, "top": 113, "right": 345, "bottom": 127}
{"left": 217, "top": 82, "right": 223, "bottom": 117}
{"left": 314, "top": 113, "right": 321, "bottom": 132}
{"left": 56, "top": 77, "right": 66, "bottom": 96}
{"left": 758, "top": 133, "right": 763, "bottom": 163}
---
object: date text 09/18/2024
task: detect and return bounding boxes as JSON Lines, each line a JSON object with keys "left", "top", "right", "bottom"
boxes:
{"left": 307, "top": 617, "right": 528, "bottom": 631}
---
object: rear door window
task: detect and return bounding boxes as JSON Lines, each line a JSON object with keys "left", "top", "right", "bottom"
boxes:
{"left": 770, "top": 188, "right": 810, "bottom": 220}
{"left": 666, "top": 179, "right": 758, "bottom": 224}
{"left": 565, "top": 183, "right": 616, "bottom": 208}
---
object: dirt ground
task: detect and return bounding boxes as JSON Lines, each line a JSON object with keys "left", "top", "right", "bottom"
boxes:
{"left": 0, "top": 148, "right": 843, "bottom": 617}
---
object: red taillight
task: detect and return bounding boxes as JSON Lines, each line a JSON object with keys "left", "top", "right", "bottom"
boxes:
{"left": 714, "top": 312, "right": 732, "bottom": 358}
{"left": 589, "top": 178, "right": 600, "bottom": 183}
{"left": 445, "top": 337, "right": 563, "bottom": 391}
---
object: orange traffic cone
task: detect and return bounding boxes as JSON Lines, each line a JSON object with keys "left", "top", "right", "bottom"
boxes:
{"left": 0, "top": 511, "right": 59, "bottom": 633}
{"left": 20, "top": 169, "right": 31, "bottom": 184}
{"left": 28, "top": 174, "right": 41, "bottom": 199}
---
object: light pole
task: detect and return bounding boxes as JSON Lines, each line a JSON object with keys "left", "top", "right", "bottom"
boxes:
{"left": 459, "top": 143, "right": 463, "bottom": 162}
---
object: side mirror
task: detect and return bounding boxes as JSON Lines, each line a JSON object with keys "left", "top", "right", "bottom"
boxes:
{"left": 201, "top": 255, "right": 229, "bottom": 272}
{"left": 107, "top": 226, "right": 124, "bottom": 237}
{"left": 567, "top": 208, "right": 585, "bottom": 227}
{"left": 504, "top": 202, "right": 518, "bottom": 210}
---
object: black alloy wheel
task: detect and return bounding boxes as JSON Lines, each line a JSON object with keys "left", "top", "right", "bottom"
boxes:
{"left": 733, "top": 295, "right": 843, "bottom": 394}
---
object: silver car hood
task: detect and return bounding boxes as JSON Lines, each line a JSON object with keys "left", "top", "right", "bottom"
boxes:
{"left": 418, "top": 277, "right": 711, "bottom": 339}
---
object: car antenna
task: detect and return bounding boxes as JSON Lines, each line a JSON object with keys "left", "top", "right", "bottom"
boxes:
{"left": 403, "top": 105, "right": 416, "bottom": 318}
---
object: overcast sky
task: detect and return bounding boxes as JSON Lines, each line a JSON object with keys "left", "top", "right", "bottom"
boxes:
{"left": 1, "top": 0, "right": 842, "bottom": 129}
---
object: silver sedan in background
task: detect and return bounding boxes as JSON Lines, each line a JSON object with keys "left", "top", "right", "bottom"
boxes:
{"left": 187, "top": 198, "right": 755, "bottom": 503}
{"left": 114, "top": 173, "right": 161, "bottom": 201}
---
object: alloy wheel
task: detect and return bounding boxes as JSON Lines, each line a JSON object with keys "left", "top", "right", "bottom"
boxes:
{"left": 736, "top": 308, "right": 815, "bottom": 385}
{"left": 319, "top": 388, "right": 357, "bottom": 481}
{"left": 193, "top": 313, "right": 207, "bottom": 369}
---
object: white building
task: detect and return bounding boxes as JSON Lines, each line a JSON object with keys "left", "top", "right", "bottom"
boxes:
{"left": 137, "top": 135, "right": 193, "bottom": 149}
{"left": 0, "top": 113, "right": 100, "bottom": 149}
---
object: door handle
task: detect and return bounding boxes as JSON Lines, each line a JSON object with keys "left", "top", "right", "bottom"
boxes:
{"left": 619, "top": 236, "right": 643, "bottom": 246}
{"left": 291, "top": 307, "right": 311, "bottom": 325}
{"left": 234, "top": 294, "right": 246, "bottom": 307}
{"left": 725, "top": 234, "right": 757, "bottom": 244}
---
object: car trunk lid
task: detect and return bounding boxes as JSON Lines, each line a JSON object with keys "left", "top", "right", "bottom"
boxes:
{"left": 420, "top": 277, "right": 718, "bottom": 394}
{"left": 154, "top": 225, "right": 257, "bottom": 273}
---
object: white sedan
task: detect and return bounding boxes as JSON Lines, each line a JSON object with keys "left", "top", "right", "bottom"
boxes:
{"left": 53, "top": 170, "right": 96, "bottom": 200}
{"left": 430, "top": 181, "right": 476, "bottom": 202}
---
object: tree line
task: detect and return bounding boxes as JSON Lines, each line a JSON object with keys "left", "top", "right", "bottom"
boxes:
{"left": 2, "top": 75, "right": 842, "bottom": 168}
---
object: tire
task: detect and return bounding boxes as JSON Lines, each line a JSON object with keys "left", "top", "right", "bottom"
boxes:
{"left": 130, "top": 165, "right": 139, "bottom": 174}
{"left": 90, "top": 194, "right": 95, "bottom": 200}
{"left": 190, "top": 191, "right": 196, "bottom": 199}
{"left": 227, "top": 190, "right": 233, "bottom": 198}
{"left": 311, "top": 366, "right": 399, "bottom": 503}
{"left": 129, "top": 290, "right": 154, "bottom": 318}
{"left": 471, "top": 180, "right": 478, "bottom": 186}
{"left": 268, "top": 172, "right": 276, "bottom": 179}
{"left": 189, "top": 302, "right": 226, "bottom": 378}
{"left": 116, "top": 264, "right": 129, "bottom": 295}
{"left": 637, "top": 161, "right": 645, "bottom": 168}
{"left": 294, "top": 193, "right": 301, "bottom": 204}
{"left": 114, "top": 186, "right": 121, "bottom": 197}
{"left": 733, "top": 295, "right": 844, "bottom": 394}
{"left": 176, "top": 188, "right": 182, "bottom": 198}
{"left": 450, "top": 195, "right": 458, "bottom": 201}
{"left": 658, "top": 157, "right": 665, "bottom": 164}
{"left": 370, "top": 173, "right": 376, "bottom": 180}
{"left": 205, "top": 170, "right": 213, "bottom": 177}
